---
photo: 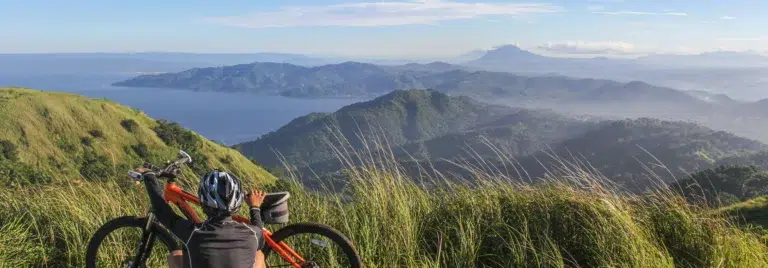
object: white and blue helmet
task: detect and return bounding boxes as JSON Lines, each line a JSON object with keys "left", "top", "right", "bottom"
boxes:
{"left": 198, "top": 170, "right": 244, "bottom": 216}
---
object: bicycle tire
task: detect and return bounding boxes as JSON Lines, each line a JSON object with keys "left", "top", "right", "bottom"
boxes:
{"left": 86, "top": 216, "right": 177, "bottom": 268}
{"left": 263, "top": 223, "right": 362, "bottom": 268}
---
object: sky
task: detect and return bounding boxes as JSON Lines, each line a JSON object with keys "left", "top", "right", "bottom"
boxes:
{"left": 1, "top": 0, "right": 766, "bottom": 58}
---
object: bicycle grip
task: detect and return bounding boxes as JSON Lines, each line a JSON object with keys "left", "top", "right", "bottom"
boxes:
{"left": 128, "top": 171, "right": 143, "bottom": 180}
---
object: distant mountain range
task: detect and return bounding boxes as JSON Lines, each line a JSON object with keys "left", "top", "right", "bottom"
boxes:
{"left": 114, "top": 60, "right": 703, "bottom": 105}
{"left": 6, "top": 44, "right": 768, "bottom": 100}
{"left": 235, "top": 89, "right": 768, "bottom": 191}
{"left": 463, "top": 45, "right": 768, "bottom": 100}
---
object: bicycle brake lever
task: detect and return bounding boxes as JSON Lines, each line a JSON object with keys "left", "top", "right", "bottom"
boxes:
{"left": 128, "top": 171, "right": 143, "bottom": 180}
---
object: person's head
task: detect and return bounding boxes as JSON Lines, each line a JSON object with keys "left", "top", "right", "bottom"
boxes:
{"left": 198, "top": 170, "right": 244, "bottom": 218}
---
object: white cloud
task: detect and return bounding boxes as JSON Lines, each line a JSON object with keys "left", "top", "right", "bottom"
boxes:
{"left": 537, "top": 41, "right": 638, "bottom": 55}
{"left": 595, "top": 11, "right": 688, "bottom": 16}
{"left": 204, "top": 0, "right": 562, "bottom": 28}
{"left": 720, "top": 16, "right": 736, "bottom": 20}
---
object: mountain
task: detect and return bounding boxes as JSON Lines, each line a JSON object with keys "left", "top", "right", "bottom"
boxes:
{"left": 395, "top": 109, "right": 599, "bottom": 161}
{"left": 115, "top": 61, "right": 431, "bottom": 97}
{"left": 520, "top": 118, "right": 767, "bottom": 190}
{"left": 448, "top": 49, "right": 488, "bottom": 63}
{"left": 470, "top": 45, "right": 546, "bottom": 65}
{"left": 431, "top": 71, "right": 699, "bottom": 104}
{"left": 637, "top": 51, "right": 768, "bottom": 68}
{"left": 685, "top": 90, "right": 739, "bottom": 104}
{"left": 465, "top": 45, "right": 639, "bottom": 77}
{"left": 0, "top": 87, "right": 275, "bottom": 186}
{"left": 115, "top": 60, "right": 704, "bottom": 106}
{"left": 465, "top": 45, "right": 768, "bottom": 101}
{"left": 387, "top": 61, "right": 466, "bottom": 73}
{"left": 235, "top": 89, "right": 514, "bottom": 167}
{"left": 670, "top": 165, "right": 768, "bottom": 206}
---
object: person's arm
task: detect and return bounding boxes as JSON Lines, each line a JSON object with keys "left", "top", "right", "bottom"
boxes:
{"left": 246, "top": 189, "right": 266, "bottom": 228}
{"left": 138, "top": 168, "right": 183, "bottom": 229}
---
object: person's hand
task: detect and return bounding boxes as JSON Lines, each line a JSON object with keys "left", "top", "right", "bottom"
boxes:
{"left": 246, "top": 189, "right": 266, "bottom": 208}
{"left": 133, "top": 167, "right": 151, "bottom": 186}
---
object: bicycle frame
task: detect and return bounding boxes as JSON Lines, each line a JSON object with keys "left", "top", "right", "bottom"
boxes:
{"left": 163, "top": 182, "right": 307, "bottom": 268}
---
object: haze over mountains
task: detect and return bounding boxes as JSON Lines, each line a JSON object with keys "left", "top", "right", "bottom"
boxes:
{"left": 464, "top": 45, "right": 768, "bottom": 101}
{"left": 108, "top": 45, "right": 768, "bottom": 144}
{"left": 234, "top": 89, "right": 768, "bottom": 191}
{"left": 6, "top": 44, "right": 768, "bottom": 100}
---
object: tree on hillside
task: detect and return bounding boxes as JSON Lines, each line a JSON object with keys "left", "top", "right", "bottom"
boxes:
{"left": 670, "top": 165, "right": 768, "bottom": 206}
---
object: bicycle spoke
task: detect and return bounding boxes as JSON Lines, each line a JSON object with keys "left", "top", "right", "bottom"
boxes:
{"left": 94, "top": 226, "right": 169, "bottom": 267}
{"left": 268, "top": 233, "right": 351, "bottom": 268}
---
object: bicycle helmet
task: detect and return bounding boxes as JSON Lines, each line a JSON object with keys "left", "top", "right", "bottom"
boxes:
{"left": 198, "top": 170, "right": 244, "bottom": 216}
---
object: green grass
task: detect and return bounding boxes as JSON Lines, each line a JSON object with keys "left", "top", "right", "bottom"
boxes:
{"left": 2, "top": 160, "right": 767, "bottom": 267}
{"left": 0, "top": 87, "right": 275, "bottom": 185}
{"left": 718, "top": 196, "right": 768, "bottom": 240}
{"left": 1, "top": 87, "right": 767, "bottom": 267}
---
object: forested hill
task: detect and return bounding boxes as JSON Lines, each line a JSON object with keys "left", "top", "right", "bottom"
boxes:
{"left": 395, "top": 109, "right": 600, "bottom": 161}
{"left": 0, "top": 87, "right": 275, "bottom": 186}
{"left": 518, "top": 118, "right": 767, "bottom": 190}
{"left": 235, "top": 89, "right": 514, "bottom": 167}
{"left": 114, "top": 61, "right": 702, "bottom": 105}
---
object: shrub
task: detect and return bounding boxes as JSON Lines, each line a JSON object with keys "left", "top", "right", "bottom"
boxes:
{"left": 153, "top": 120, "right": 198, "bottom": 148}
{"left": 120, "top": 119, "right": 139, "bottom": 132}
{"left": 88, "top": 129, "right": 104, "bottom": 138}
{"left": 80, "top": 151, "right": 114, "bottom": 181}
{"left": 131, "top": 143, "right": 150, "bottom": 158}
{"left": 80, "top": 137, "right": 93, "bottom": 146}
{"left": 41, "top": 107, "right": 51, "bottom": 119}
{"left": 220, "top": 155, "right": 234, "bottom": 165}
{"left": 57, "top": 138, "right": 78, "bottom": 153}
{"left": 0, "top": 140, "right": 18, "bottom": 161}
{"left": 0, "top": 160, "right": 52, "bottom": 186}
{"left": 153, "top": 120, "right": 209, "bottom": 175}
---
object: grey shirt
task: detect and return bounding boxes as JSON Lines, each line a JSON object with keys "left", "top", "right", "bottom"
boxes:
{"left": 143, "top": 173, "right": 264, "bottom": 268}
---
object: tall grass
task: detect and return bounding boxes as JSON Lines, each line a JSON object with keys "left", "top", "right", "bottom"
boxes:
{"left": 2, "top": 144, "right": 768, "bottom": 267}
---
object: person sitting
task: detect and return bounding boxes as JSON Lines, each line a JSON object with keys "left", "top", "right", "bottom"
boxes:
{"left": 138, "top": 167, "right": 267, "bottom": 268}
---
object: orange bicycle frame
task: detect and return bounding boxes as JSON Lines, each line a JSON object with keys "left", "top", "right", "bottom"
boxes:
{"left": 163, "top": 182, "right": 306, "bottom": 267}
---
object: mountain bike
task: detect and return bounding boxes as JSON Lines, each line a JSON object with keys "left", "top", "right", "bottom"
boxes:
{"left": 85, "top": 151, "right": 361, "bottom": 268}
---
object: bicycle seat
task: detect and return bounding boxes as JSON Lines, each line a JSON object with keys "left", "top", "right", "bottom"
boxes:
{"left": 262, "top": 191, "right": 290, "bottom": 208}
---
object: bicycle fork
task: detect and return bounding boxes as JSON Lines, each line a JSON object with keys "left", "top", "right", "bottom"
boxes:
{"left": 129, "top": 213, "right": 158, "bottom": 268}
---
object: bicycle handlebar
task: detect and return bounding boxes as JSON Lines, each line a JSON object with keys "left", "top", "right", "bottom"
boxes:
{"left": 128, "top": 150, "right": 193, "bottom": 181}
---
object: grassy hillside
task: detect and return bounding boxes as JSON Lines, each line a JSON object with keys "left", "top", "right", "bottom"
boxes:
{"left": 0, "top": 87, "right": 277, "bottom": 266}
{"left": 0, "top": 87, "right": 275, "bottom": 186}
{"left": 3, "top": 153, "right": 768, "bottom": 267}
{"left": 0, "top": 88, "right": 766, "bottom": 267}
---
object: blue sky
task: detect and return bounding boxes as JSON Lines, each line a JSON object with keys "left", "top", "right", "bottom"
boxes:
{"left": 1, "top": 0, "right": 766, "bottom": 58}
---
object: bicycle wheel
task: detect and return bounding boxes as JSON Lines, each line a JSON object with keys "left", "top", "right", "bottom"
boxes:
{"left": 263, "top": 223, "right": 362, "bottom": 268}
{"left": 86, "top": 216, "right": 177, "bottom": 268}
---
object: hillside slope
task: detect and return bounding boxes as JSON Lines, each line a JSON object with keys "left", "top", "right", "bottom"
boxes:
{"left": 522, "top": 118, "right": 767, "bottom": 189}
{"left": 236, "top": 89, "right": 513, "bottom": 167}
{"left": 397, "top": 109, "right": 599, "bottom": 161}
{"left": 0, "top": 87, "right": 275, "bottom": 185}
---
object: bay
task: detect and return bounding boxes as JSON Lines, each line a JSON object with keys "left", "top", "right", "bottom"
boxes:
{"left": 0, "top": 74, "right": 360, "bottom": 145}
